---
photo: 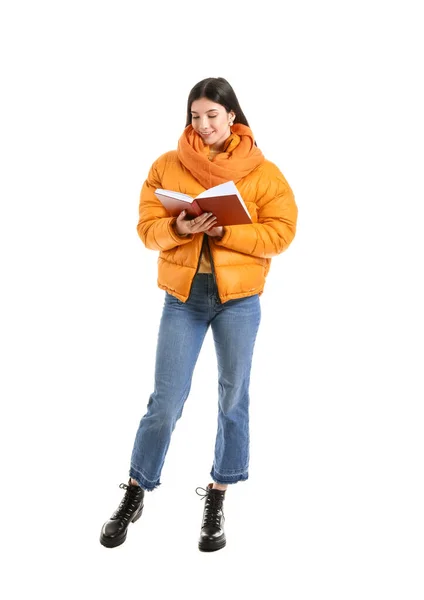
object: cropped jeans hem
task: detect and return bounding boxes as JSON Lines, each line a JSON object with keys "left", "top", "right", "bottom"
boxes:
{"left": 210, "top": 466, "right": 249, "bottom": 485}
{"left": 129, "top": 465, "right": 161, "bottom": 492}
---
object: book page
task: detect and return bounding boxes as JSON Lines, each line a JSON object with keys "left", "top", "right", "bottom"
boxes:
{"left": 155, "top": 189, "right": 194, "bottom": 203}
{"left": 196, "top": 181, "right": 250, "bottom": 217}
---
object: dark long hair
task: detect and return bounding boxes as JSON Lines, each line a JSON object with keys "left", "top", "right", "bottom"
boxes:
{"left": 185, "top": 77, "right": 251, "bottom": 129}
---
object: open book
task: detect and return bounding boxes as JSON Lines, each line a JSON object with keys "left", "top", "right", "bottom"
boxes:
{"left": 154, "top": 180, "right": 252, "bottom": 226}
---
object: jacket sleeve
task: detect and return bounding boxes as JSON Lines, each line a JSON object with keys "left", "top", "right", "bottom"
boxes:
{"left": 213, "top": 169, "right": 298, "bottom": 258}
{"left": 137, "top": 156, "right": 194, "bottom": 251}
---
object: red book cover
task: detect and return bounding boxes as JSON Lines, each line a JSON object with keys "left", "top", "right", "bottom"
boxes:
{"left": 154, "top": 181, "right": 252, "bottom": 227}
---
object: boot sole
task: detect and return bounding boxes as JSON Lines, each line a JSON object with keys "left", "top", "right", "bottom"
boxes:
{"left": 99, "top": 506, "right": 143, "bottom": 548}
{"left": 198, "top": 538, "right": 226, "bottom": 552}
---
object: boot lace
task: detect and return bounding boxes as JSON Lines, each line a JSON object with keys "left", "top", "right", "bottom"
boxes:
{"left": 196, "top": 487, "right": 224, "bottom": 528}
{"left": 111, "top": 482, "right": 142, "bottom": 522}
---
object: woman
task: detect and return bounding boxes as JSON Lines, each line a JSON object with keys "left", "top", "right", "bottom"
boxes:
{"left": 100, "top": 77, "right": 298, "bottom": 552}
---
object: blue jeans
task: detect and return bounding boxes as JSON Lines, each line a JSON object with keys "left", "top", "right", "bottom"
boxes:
{"left": 129, "top": 274, "right": 261, "bottom": 491}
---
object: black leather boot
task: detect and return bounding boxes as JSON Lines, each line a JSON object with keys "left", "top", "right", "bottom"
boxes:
{"left": 100, "top": 479, "right": 144, "bottom": 548}
{"left": 196, "top": 483, "right": 226, "bottom": 552}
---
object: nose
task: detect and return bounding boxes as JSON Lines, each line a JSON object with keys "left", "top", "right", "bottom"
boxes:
{"left": 200, "top": 116, "right": 210, "bottom": 130}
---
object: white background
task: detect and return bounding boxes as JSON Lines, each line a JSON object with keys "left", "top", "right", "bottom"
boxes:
{"left": 1, "top": 1, "right": 423, "bottom": 598}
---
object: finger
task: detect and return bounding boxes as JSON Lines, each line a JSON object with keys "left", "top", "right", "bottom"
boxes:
{"left": 193, "top": 219, "right": 217, "bottom": 233}
{"left": 197, "top": 212, "right": 214, "bottom": 223}
{"left": 199, "top": 213, "right": 216, "bottom": 224}
{"left": 203, "top": 215, "right": 218, "bottom": 228}
{"left": 189, "top": 214, "right": 212, "bottom": 229}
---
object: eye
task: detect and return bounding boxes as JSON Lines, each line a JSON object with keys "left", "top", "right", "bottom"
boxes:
{"left": 191, "top": 115, "right": 217, "bottom": 119}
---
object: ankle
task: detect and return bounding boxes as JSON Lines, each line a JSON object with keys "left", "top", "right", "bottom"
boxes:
{"left": 130, "top": 478, "right": 140, "bottom": 487}
{"left": 212, "top": 483, "right": 228, "bottom": 491}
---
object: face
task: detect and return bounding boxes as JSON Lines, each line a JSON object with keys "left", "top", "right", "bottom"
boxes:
{"left": 190, "top": 98, "right": 235, "bottom": 150}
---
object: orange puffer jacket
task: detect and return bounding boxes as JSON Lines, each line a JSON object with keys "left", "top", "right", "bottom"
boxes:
{"left": 137, "top": 128, "right": 298, "bottom": 304}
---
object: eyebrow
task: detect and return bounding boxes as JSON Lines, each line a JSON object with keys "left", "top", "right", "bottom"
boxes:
{"left": 190, "top": 109, "right": 219, "bottom": 114}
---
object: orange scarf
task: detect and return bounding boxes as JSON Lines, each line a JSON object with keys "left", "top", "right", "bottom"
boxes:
{"left": 177, "top": 123, "right": 265, "bottom": 189}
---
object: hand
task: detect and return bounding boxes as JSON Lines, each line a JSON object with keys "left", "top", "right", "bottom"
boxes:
{"left": 174, "top": 210, "right": 217, "bottom": 236}
{"left": 205, "top": 225, "right": 224, "bottom": 238}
